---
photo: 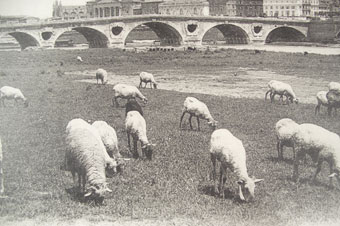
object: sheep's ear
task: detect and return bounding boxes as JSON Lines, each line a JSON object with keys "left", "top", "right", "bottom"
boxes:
{"left": 254, "top": 179, "right": 264, "bottom": 183}
{"left": 329, "top": 173, "right": 338, "bottom": 178}
{"left": 106, "top": 187, "right": 112, "bottom": 193}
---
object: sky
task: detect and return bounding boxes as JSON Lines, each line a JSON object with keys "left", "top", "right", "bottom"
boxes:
{"left": 0, "top": 0, "right": 88, "bottom": 19}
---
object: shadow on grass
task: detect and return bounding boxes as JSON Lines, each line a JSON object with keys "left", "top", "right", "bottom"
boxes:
{"left": 267, "top": 156, "right": 294, "bottom": 165}
{"left": 198, "top": 184, "right": 243, "bottom": 203}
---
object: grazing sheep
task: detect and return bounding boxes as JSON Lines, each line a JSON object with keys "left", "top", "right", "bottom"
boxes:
{"left": 179, "top": 97, "right": 218, "bottom": 131}
{"left": 65, "top": 118, "right": 115, "bottom": 203}
{"left": 139, "top": 72, "right": 158, "bottom": 89}
{"left": 0, "top": 137, "right": 4, "bottom": 194}
{"left": 92, "top": 121, "right": 120, "bottom": 159}
{"left": 112, "top": 84, "right": 147, "bottom": 107}
{"left": 125, "top": 111, "right": 154, "bottom": 160}
{"left": 265, "top": 80, "right": 298, "bottom": 105}
{"left": 125, "top": 99, "right": 143, "bottom": 116}
{"left": 0, "top": 86, "right": 29, "bottom": 107}
{"left": 275, "top": 118, "right": 299, "bottom": 160}
{"left": 96, "top": 68, "right": 108, "bottom": 85}
{"left": 292, "top": 123, "right": 340, "bottom": 187}
{"left": 326, "top": 90, "right": 340, "bottom": 116}
{"left": 315, "top": 91, "right": 329, "bottom": 115}
{"left": 76, "top": 56, "right": 83, "bottom": 62}
{"left": 210, "top": 129, "right": 263, "bottom": 201}
{"left": 328, "top": 82, "right": 340, "bottom": 92}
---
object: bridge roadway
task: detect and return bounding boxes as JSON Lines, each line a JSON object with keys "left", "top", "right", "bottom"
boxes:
{"left": 0, "top": 15, "right": 315, "bottom": 50}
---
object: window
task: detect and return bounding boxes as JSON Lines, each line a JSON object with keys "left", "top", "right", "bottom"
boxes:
{"left": 111, "top": 7, "right": 114, "bottom": 16}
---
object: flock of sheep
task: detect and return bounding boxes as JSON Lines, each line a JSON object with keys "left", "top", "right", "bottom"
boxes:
{"left": 1, "top": 61, "right": 340, "bottom": 205}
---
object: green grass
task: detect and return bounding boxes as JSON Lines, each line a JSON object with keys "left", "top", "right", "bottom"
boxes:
{"left": 0, "top": 49, "right": 340, "bottom": 225}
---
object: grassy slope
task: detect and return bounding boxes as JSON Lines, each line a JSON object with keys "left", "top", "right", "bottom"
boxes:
{"left": 0, "top": 49, "right": 340, "bottom": 225}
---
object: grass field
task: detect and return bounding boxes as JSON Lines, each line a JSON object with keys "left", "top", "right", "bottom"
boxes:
{"left": 0, "top": 48, "right": 340, "bottom": 226}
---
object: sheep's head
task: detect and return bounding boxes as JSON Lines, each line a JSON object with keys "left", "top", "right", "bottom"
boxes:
{"left": 106, "top": 158, "right": 118, "bottom": 177}
{"left": 142, "top": 143, "right": 155, "bottom": 160}
{"left": 208, "top": 119, "right": 218, "bottom": 130}
{"left": 237, "top": 176, "right": 263, "bottom": 202}
{"left": 153, "top": 83, "right": 158, "bottom": 89}
{"left": 84, "top": 183, "right": 112, "bottom": 205}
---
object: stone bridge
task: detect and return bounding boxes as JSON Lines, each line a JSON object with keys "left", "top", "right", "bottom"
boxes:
{"left": 0, "top": 15, "right": 311, "bottom": 50}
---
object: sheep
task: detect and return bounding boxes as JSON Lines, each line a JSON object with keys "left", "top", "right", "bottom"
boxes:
{"left": 275, "top": 118, "right": 299, "bottom": 160}
{"left": 265, "top": 80, "right": 298, "bottom": 105}
{"left": 0, "top": 86, "right": 29, "bottom": 107}
{"left": 76, "top": 56, "right": 83, "bottom": 62}
{"left": 112, "top": 84, "right": 147, "bottom": 107}
{"left": 179, "top": 97, "right": 218, "bottom": 131}
{"left": 326, "top": 90, "right": 340, "bottom": 116}
{"left": 210, "top": 129, "right": 264, "bottom": 201}
{"left": 64, "top": 118, "right": 115, "bottom": 204}
{"left": 291, "top": 123, "right": 340, "bottom": 187}
{"left": 315, "top": 91, "right": 329, "bottom": 115}
{"left": 125, "top": 99, "right": 143, "bottom": 116}
{"left": 125, "top": 111, "right": 154, "bottom": 160}
{"left": 0, "top": 137, "right": 4, "bottom": 194}
{"left": 92, "top": 121, "right": 120, "bottom": 159}
{"left": 95, "top": 68, "right": 108, "bottom": 85}
{"left": 139, "top": 72, "right": 158, "bottom": 89}
{"left": 328, "top": 82, "right": 340, "bottom": 92}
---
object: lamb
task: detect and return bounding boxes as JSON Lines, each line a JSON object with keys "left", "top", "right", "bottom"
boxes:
{"left": 92, "top": 121, "right": 120, "bottom": 159}
{"left": 139, "top": 71, "right": 158, "bottom": 89}
{"left": 265, "top": 80, "right": 298, "bottom": 105}
{"left": 112, "top": 84, "right": 147, "bottom": 107}
{"left": 0, "top": 86, "right": 29, "bottom": 107}
{"left": 76, "top": 56, "right": 83, "bottom": 62}
{"left": 292, "top": 123, "right": 340, "bottom": 187}
{"left": 328, "top": 82, "right": 340, "bottom": 93}
{"left": 125, "top": 99, "right": 143, "bottom": 116}
{"left": 275, "top": 118, "right": 299, "bottom": 160}
{"left": 210, "top": 129, "right": 264, "bottom": 201}
{"left": 315, "top": 91, "right": 330, "bottom": 115}
{"left": 0, "top": 137, "right": 4, "bottom": 194}
{"left": 95, "top": 68, "right": 108, "bottom": 85}
{"left": 64, "top": 118, "right": 115, "bottom": 203}
{"left": 179, "top": 97, "right": 218, "bottom": 131}
{"left": 125, "top": 111, "right": 154, "bottom": 160}
{"left": 326, "top": 90, "right": 340, "bottom": 116}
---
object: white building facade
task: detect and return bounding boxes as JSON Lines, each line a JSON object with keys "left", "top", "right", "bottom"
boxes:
{"left": 159, "top": 0, "right": 210, "bottom": 16}
{"left": 263, "top": 0, "right": 316, "bottom": 18}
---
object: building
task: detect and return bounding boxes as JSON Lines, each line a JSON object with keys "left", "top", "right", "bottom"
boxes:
{"left": 159, "top": 0, "right": 210, "bottom": 16}
{"left": 208, "top": 0, "right": 237, "bottom": 16}
{"left": 263, "top": 0, "right": 309, "bottom": 18}
{"left": 141, "top": 0, "right": 164, "bottom": 14}
{"left": 0, "top": 16, "right": 40, "bottom": 25}
{"left": 52, "top": 0, "right": 87, "bottom": 20}
{"left": 236, "top": 0, "right": 263, "bottom": 17}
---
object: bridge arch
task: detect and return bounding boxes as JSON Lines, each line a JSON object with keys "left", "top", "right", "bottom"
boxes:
{"left": 202, "top": 24, "right": 250, "bottom": 44}
{"left": 54, "top": 27, "right": 109, "bottom": 48}
{"left": 265, "top": 26, "right": 306, "bottom": 43}
{"left": 124, "top": 21, "right": 183, "bottom": 46}
{"left": 5, "top": 31, "right": 40, "bottom": 50}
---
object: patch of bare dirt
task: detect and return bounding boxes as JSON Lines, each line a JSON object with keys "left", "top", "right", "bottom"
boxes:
{"left": 69, "top": 68, "right": 330, "bottom": 104}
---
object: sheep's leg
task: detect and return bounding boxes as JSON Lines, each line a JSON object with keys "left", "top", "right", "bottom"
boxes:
{"left": 270, "top": 92, "right": 275, "bottom": 103}
{"left": 144, "top": 82, "right": 147, "bottom": 89}
{"left": 196, "top": 117, "right": 200, "bottom": 131}
{"left": 277, "top": 140, "right": 282, "bottom": 160}
{"left": 312, "top": 159, "right": 323, "bottom": 184}
{"left": 189, "top": 115, "right": 193, "bottom": 130}
{"left": 127, "top": 132, "right": 131, "bottom": 151}
{"left": 71, "top": 171, "right": 77, "bottom": 188}
{"left": 133, "top": 138, "right": 140, "bottom": 159}
{"left": 293, "top": 149, "right": 304, "bottom": 182}
{"left": 219, "top": 165, "right": 226, "bottom": 199}
{"left": 179, "top": 112, "right": 186, "bottom": 129}
{"left": 210, "top": 153, "right": 218, "bottom": 195}
{"left": 328, "top": 162, "right": 334, "bottom": 188}
{"left": 327, "top": 106, "right": 332, "bottom": 117}
{"left": 265, "top": 90, "right": 271, "bottom": 101}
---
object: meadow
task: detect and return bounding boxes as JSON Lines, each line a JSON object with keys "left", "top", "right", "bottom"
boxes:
{"left": 0, "top": 48, "right": 340, "bottom": 226}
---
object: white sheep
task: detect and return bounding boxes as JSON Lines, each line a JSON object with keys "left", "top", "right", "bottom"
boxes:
{"left": 92, "top": 121, "right": 121, "bottom": 159}
{"left": 95, "top": 68, "right": 108, "bottom": 85}
{"left": 0, "top": 86, "right": 28, "bottom": 107}
{"left": 179, "top": 97, "right": 218, "bottom": 131}
{"left": 275, "top": 118, "right": 299, "bottom": 160}
{"left": 76, "top": 56, "right": 83, "bottom": 62}
{"left": 328, "top": 82, "right": 340, "bottom": 92}
{"left": 0, "top": 137, "right": 4, "bottom": 194}
{"left": 125, "top": 111, "right": 154, "bottom": 160}
{"left": 292, "top": 123, "right": 340, "bottom": 187}
{"left": 112, "top": 84, "right": 147, "bottom": 107}
{"left": 139, "top": 71, "right": 158, "bottom": 89}
{"left": 265, "top": 80, "right": 298, "bottom": 105}
{"left": 315, "top": 91, "right": 330, "bottom": 115}
{"left": 64, "top": 118, "right": 115, "bottom": 203}
{"left": 210, "top": 129, "right": 263, "bottom": 201}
